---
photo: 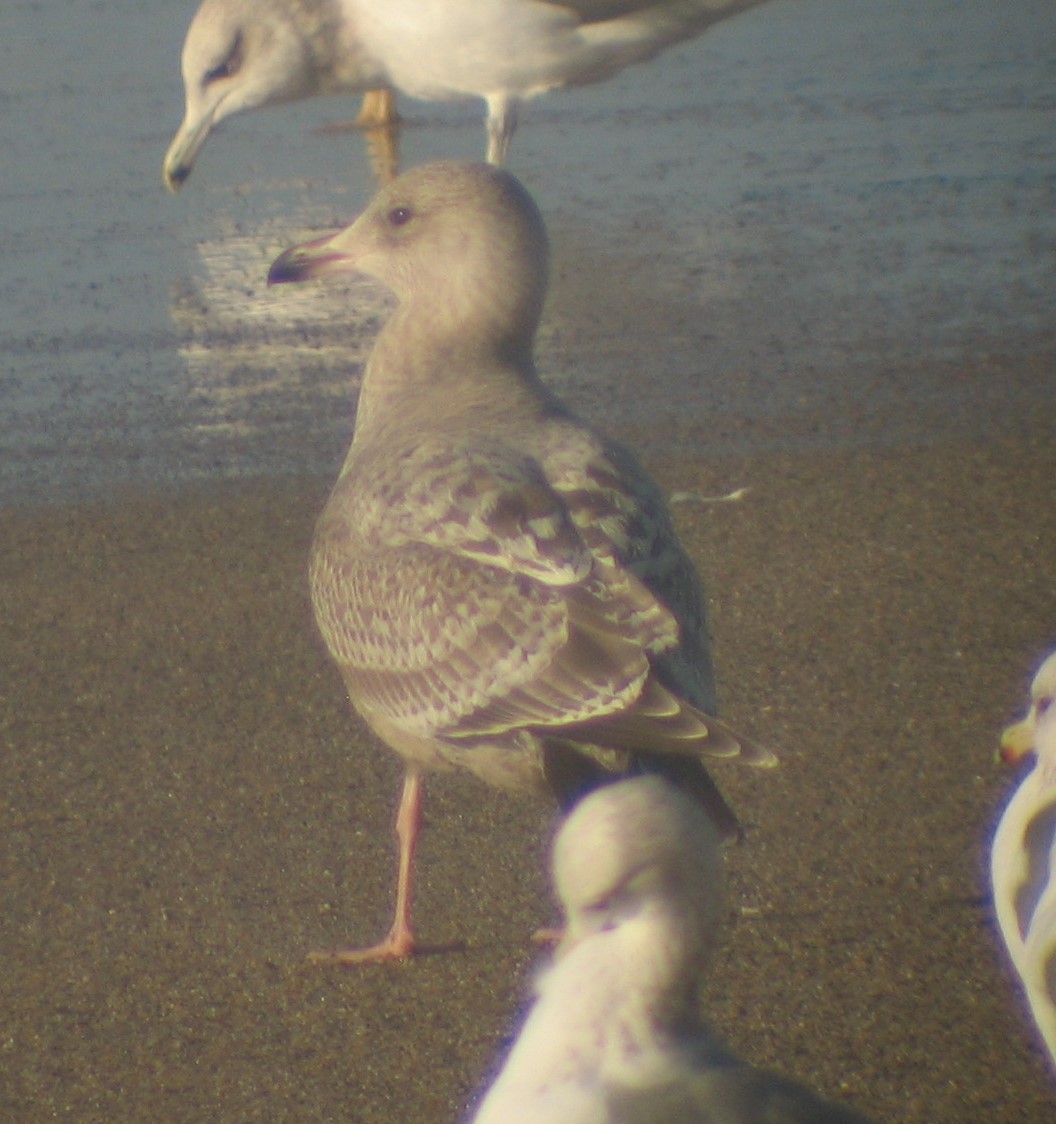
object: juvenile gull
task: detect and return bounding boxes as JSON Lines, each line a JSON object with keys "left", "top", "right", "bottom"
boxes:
{"left": 267, "top": 161, "right": 776, "bottom": 962}
{"left": 472, "top": 777, "right": 874, "bottom": 1123}
{"left": 991, "top": 650, "right": 1056, "bottom": 1070}
{"left": 163, "top": 0, "right": 767, "bottom": 189}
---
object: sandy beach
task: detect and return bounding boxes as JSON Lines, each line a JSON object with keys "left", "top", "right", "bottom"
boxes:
{"left": 3, "top": 430, "right": 1055, "bottom": 1121}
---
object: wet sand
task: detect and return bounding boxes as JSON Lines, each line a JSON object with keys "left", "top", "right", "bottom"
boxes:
{"left": 3, "top": 431, "right": 1055, "bottom": 1121}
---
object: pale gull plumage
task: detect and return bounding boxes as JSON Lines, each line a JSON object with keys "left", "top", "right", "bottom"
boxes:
{"left": 267, "top": 161, "right": 776, "bottom": 962}
{"left": 163, "top": 0, "right": 767, "bottom": 188}
{"left": 991, "top": 649, "right": 1056, "bottom": 1071}
{"left": 472, "top": 776, "right": 875, "bottom": 1123}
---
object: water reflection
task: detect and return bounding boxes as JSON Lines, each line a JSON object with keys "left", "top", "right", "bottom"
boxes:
{"left": 171, "top": 223, "right": 388, "bottom": 442}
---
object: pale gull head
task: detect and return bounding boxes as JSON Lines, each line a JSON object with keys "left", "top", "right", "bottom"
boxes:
{"left": 267, "top": 160, "right": 549, "bottom": 350}
{"left": 163, "top": 0, "right": 385, "bottom": 190}
{"left": 999, "top": 650, "right": 1056, "bottom": 765}
{"left": 553, "top": 774, "right": 724, "bottom": 974}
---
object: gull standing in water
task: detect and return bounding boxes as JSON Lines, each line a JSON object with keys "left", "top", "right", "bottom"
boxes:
{"left": 163, "top": 0, "right": 768, "bottom": 188}
{"left": 267, "top": 161, "right": 776, "bottom": 962}
{"left": 472, "top": 777, "right": 875, "bottom": 1123}
{"left": 991, "top": 649, "right": 1056, "bottom": 1070}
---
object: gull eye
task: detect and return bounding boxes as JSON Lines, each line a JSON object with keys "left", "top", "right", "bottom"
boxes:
{"left": 1037, "top": 696, "right": 1053, "bottom": 719}
{"left": 583, "top": 894, "right": 616, "bottom": 926}
{"left": 205, "top": 32, "right": 243, "bottom": 84}
{"left": 387, "top": 206, "right": 414, "bottom": 227}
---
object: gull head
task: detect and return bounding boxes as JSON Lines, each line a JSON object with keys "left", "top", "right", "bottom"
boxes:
{"left": 163, "top": 0, "right": 326, "bottom": 191}
{"left": 1000, "top": 650, "right": 1056, "bottom": 766}
{"left": 268, "top": 161, "right": 550, "bottom": 347}
{"left": 552, "top": 777, "right": 725, "bottom": 967}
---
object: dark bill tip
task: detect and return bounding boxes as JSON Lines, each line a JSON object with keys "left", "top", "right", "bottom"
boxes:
{"left": 163, "top": 163, "right": 190, "bottom": 193}
{"left": 267, "top": 246, "right": 309, "bottom": 286}
{"left": 266, "top": 244, "right": 344, "bottom": 286}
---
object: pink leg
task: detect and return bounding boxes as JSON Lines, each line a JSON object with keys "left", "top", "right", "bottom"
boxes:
{"left": 309, "top": 768, "right": 422, "bottom": 964}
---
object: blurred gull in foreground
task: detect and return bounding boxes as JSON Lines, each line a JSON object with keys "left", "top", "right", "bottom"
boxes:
{"left": 163, "top": 0, "right": 767, "bottom": 188}
{"left": 267, "top": 161, "right": 776, "bottom": 962}
{"left": 991, "top": 649, "right": 1056, "bottom": 1071}
{"left": 473, "top": 777, "right": 874, "bottom": 1123}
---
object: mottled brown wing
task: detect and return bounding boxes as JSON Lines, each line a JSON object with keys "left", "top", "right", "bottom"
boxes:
{"left": 539, "top": 422, "right": 717, "bottom": 712}
{"left": 310, "top": 443, "right": 680, "bottom": 740}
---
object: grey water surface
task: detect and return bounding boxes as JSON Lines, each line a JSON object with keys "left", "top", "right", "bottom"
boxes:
{"left": 1, "top": 0, "right": 1053, "bottom": 505}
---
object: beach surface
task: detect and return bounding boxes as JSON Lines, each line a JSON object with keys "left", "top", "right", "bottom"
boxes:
{"left": 4, "top": 435, "right": 1056, "bottom": 1121}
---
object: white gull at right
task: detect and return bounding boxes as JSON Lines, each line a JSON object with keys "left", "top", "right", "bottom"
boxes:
{"left": 991, "top": 649, "right": 1056, "bottom": 1072}
{"left": 472, "top": 776, "right": 875, "bottom": 1123}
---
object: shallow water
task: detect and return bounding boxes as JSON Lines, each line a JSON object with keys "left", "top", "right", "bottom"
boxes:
{"left": 1, "top": 0, "right": 1053, "bottom": 505}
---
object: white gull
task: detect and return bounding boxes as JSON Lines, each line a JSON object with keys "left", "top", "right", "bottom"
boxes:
{"left": 991, "top": 649, "right": 1056, "bottom": 1072}
{"left": 163, "top": 0, "right": 767, "bottom": 188}
{"left": 472, "top": 776, "right": 875, "bottom": 1123}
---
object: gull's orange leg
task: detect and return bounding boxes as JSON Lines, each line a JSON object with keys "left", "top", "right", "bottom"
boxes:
{"left": 310, "top": 768, "right": 421, "bottom": 964}
{"left": 312, "top": 89, "right": 401, "bottom": 181}
{"left": 353, "top": 89, "right": 399, "bottom": 129}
